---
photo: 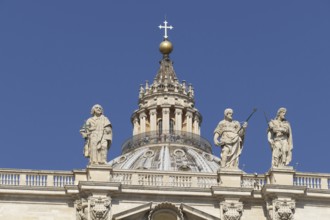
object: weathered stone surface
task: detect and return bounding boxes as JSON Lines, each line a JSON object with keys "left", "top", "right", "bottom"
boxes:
{"left": 214, "top": 108, "right": 247, "bottom": 168}
{"left": 267, "top": 108, "right": 293, "bottom": 168}
{"left": 80, "top": 104, "right": 112, "bottom": 166}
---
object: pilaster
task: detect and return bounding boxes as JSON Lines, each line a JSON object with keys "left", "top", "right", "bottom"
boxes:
{"left": 162, "top": 106, "right": 170, "bottom": 133}
{"left": 132, "top": 116, "right": 139, "bottom": 135}
{"left": 175, "top": 108, "right": 183, "bottom": 131}
{"left": 149, "top": 108, "right": 157, "bottom": 132}
{"left": 185, "top": 110, "right": 193, "bottom": 133}
{"left": 139, "top": 111, "right": 147, "bottom": 133}
{"left": 193, "top": 115, "right": 200, "bottom": 135}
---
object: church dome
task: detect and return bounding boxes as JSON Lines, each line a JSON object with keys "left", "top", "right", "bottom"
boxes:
{"left": 108, "top": 131, "right": 221, "bottom": 172}
{"left": 109, "top": 24, "right": 221, "bottom": 173}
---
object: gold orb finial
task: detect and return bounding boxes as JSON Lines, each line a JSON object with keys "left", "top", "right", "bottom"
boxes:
{"left": 159, "top": 39, "right": 173, "bottom": 55}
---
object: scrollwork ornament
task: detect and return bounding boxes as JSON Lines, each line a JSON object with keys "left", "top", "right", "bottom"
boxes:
{"left": 90, "top": 197, "right": 111, "bottom": 220}
{"left": 267, "top": 200, "right": 295, "bottom": 220}
{"left": 76, "top": 199, "right": 88, "bottom": 220}
{"left": 275, "top": 201, "right": 295, "bottom": 220}
{"left": 221, "top": 202, "right": 243, "bottom": 220}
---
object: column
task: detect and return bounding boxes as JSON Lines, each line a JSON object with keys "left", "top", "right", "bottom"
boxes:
{"left": 193, "top": 115, "right": 200, "bottom": 135}
{"left": 186, "top": 110, "right": 193, "bottom": 133}
{"left": 149, "top": 108, "right": 157, "bottom": 132}
{"left": 132, "top": 116, "right": 139, "bottom": 135}
{"left": 162, "top": 107, "right": 170, "bottom": 134}
{"left": 175, "top": 108, "right": 183, "bottom": 132}
{"left": 139, "top": 111, "right": 147, "bottom": 133}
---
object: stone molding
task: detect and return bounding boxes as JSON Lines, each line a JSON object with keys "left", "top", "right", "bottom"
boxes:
{"left": 148, "top": 202, "right": 184, "bottom": 220}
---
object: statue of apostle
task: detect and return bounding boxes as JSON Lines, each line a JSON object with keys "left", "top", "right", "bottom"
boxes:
{"left": 267, "top": 107, "right": 293, "bottom": 167}
{"left": 214, "top": 108, "right": 247, "bottom": 168}
{"left": 80, "top": 104, "right": 112, "bottom": 165}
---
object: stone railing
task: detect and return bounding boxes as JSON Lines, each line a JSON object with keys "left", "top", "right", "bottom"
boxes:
{"left": 1, "top": 168, "right": 330, "bottom": 190}
{"left": 241, "top": 174, "right": 267, "bottom": 190}
{"left": 111, "top": 169, "right": 219, "bottom": 188}
{"left": 294, "top": 172, "right": 330, "bottom": 189}
{"left": 0, "top": 169, "right": 75, "bottom": 187}
{"left": 121, "top": 130, "right": 212, "bottom": 154}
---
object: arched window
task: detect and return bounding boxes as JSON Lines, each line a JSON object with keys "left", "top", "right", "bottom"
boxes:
{"left": 170, "top": 119, "right": 175, "bottom": 134}
{"left": 148, "top": 203, "right": 184, "bottom": 220}
{"left": 158, "top": 119, "right": 163, "bottom": 135}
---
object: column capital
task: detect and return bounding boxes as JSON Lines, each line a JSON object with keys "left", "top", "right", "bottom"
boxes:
{"left": 175, "top": 108, "right": 183, "bottom": 114}
{"left": 149, "top": 108, "right": 157, "bottom": 115}
{"left": 193, "top": 115, "right": 200, "bottom": 122}
{"left": 162, "top": 107, "right": 170, "bottom": 115}
{"left": 133, "top": 117, "right": 139, "bottom": 123}
{"left": 186, "top": 111, "right": 193, "bottom": 117}
{"left": 139, "top": 111, "right": 147, "bottom": 119}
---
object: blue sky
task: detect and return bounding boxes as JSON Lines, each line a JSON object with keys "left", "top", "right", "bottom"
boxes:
{"left": 0, "top": 1, "right": 329, "bottom": 174}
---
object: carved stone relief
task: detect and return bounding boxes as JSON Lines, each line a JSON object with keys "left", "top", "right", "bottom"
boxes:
{"left": 90, "top": 197, "right": 111, "bottom": 220}
{"left": 267, "top": 200, "right": 295, "bottom": 220}
{"left": 76, "top": 199, "right": 88, "bottom": 220}
{"left": 220, "top": 202, "right": 243, "bottom": 220}
{"left": 76, "top": 197, "right": 111, "bottom": 220}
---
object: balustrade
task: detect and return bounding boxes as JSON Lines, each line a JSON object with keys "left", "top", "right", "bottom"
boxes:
{"left": 169, "top": 175, "right": 192, "bottom": 187}
{"left": 0, "top": 169, "right": 75, "bottom": 187}
{"left": 197, "top": 176, "right": 218, "bottom": 188}
{"left": 241, "top": 175, "right": 266, "bottom": 190}
{"left": 0, "top": 173, "right": 20, "bottom": 186}
{"left": 138, "top": 174, "right": 163, "bottom": 186}
{"left": 26, "top": 174, "right": 47, "bottom": 186}
{"left": 112, "top": 172, "right": 132, "bottom": 185}
{"left": 294, "top": 172, "right": 330, "bottom": 189}
{"left": 1, "top": 169, "right": 329, "bottom": 190}
{"left": 53, "top": 175, "right": 75, "bottom": 187}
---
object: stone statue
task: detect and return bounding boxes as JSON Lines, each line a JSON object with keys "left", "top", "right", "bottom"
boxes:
{"left": 267, "top": 107, "right": 293, "bottom": 168}
{"left": 80, "top": 104, "right": 112, "bottom": 165}
{"left": 214, "top": 108, "right": 247, "bottom": 168}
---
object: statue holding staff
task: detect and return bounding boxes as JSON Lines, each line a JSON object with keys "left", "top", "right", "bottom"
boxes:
{"left": 80, "top": 104, "right": 112, "bottom": 165}
{"left": 267, "top": 107, "right": 293, "bottom": 167}
{"left": 214, "top": 108, "right": 251, "bottom": 168}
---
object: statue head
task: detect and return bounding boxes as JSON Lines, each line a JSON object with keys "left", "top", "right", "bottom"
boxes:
{"left": 276, "top": 107, "right": 287, "bottom": 120}
{"left": 91, "top": 104, "right": 103, "bottom": 116}
{"left": 224, "top": 108, "right": 233, "bottom": 121}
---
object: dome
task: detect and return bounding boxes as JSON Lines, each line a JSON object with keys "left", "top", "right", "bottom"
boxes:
{"left": 109, "top": 27, "right": 221, "bottom": 173}
{"left": 108, "top": 143, "right": 221, "bottom": 173}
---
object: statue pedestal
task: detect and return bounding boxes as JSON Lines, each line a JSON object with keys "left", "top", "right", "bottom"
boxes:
{"left": 87, "top": 165, "right": 112, "bottom": 182}
{"left": 268, "top": 166, "right": 294, "bottom": 185}
{"left": 217, "top": 168, "right": 244, "bottom": 187}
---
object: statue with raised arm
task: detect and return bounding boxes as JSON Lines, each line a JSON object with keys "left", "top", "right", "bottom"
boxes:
{"left": 214, "top": 108, "right": 248, "bottom": 168}
{"left": 80, "top": 104, "right": 112, "bottom": 165}
{"left": 267, "top": 107, "right": 293, "bottom": 168}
